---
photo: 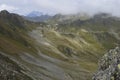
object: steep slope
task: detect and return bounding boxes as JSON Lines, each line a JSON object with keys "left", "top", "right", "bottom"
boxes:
{"left": 0, "top": 10, "right": 39, "bottom": 80}
{"left": 0, "top": 10, "right": 120, "bottom": 80}
{"left": 0, "top": 52, "right": 33, "bottom": 80}
{"left": 0, "top": 10, "right": 38, "bottom": 54}
{"left": 93, "top": 47, "right": 120, "bottom": 80}
{"left": 0, "top": 10, "right": 95, "bottom": 80}
{"left": 49, "top": 13, "right": 120, "bottom": 49}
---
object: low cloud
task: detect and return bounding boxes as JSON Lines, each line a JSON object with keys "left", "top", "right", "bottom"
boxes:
{"left": 31, "top": 0, "right": 120, "bottom": 16}
{"left": 0, "top": 4, "right": 18, "bottom": 12}
{"left": 0, "top": 0, "right": 120, "bottom": 16}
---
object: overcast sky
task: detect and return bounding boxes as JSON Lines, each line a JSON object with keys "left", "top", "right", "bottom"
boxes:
{"left": 0, "top": 0, "right": 120, "bottom": 16}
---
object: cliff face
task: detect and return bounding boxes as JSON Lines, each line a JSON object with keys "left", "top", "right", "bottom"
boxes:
{"left": 93, "top": 47, "right": 120, "bottom": 80}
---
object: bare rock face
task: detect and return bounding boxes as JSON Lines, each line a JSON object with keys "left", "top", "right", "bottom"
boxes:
{"left": 0, "top": 52, "right": 33, "bottom": 80}
{"left": 93, "top": 47, "right": 120, "bottom": 80}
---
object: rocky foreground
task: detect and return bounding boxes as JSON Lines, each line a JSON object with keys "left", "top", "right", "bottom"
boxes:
{"left": 93, "top": 47, "right": 120, "bottom": 80}
{"left": 0, "top": 52, "right": 32, "bottom": 80}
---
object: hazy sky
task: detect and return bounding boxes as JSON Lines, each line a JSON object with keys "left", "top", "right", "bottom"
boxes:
{"left": 0, "top": 0, "right": 120, "bottom": 16}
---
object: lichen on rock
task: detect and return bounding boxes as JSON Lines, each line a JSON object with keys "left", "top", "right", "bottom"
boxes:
{"left": 93, "top": 47, "right": 120, "bottom": 80}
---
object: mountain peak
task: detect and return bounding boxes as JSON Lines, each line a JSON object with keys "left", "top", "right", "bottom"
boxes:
{"left": 27, "top": 11, "right": 43, "bottom": 17}
{"left": 0, "top": 10, "right": 26, "bottom": 29}
{"left": 93, "top": 13, "right": 112, "bottom": 19}
{"left": 0, "top": 10, "right": 10, "bottom": 15}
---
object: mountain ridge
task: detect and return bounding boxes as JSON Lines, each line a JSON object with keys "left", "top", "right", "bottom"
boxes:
{"left": 0, "top": 10, "right": 120, "bottom": 80}
{"left": 27, "top": 11, "right": 43, "bottom": 17}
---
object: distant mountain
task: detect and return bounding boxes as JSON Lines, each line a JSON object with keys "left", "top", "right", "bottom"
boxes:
{"left": 1, "top": 10, "right": 120, "bottom": 80}
{"left": 24, "top": 15, "right": 52, "bottom": 22}
{"left": 24, "top": 11, "right": 52, "bottom": 22}
{"left": 27, "top": 11, "right": 43, "bottom": 17}
{"left": 51, "top": 13, "right": 120, "bottom": 31}
{"left": 47, "top": 13, "right": 90, "bottom": 24}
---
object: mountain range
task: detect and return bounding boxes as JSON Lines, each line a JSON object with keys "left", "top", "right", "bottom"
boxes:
{"left": 24, "top": 11, "right": 52, "bottom": 22}
{"left": 27, "top": 11, "right": 43, "bottom": 17}
{"left": 0, "top": 10, "right": 120, "bottom": 80}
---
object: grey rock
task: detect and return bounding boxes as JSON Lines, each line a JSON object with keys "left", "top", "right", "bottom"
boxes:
{"left": 93, "top": 47, "right": 120, "bottom": 80}
{"left": 0, "top": 52, "right": 33, "bottom": 80}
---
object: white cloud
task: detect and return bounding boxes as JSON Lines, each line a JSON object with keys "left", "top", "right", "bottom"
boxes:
{"left": 33, "top": 0, "right": 80, "bottom": 14}
{"left": 0, "top": 4, "right": 18, "bottom": 11}
{"left": 30, "top": 0, "right": 120, "bottom": 15}
{"left": 0, "top": 0, "right": 120, "bottom": 16}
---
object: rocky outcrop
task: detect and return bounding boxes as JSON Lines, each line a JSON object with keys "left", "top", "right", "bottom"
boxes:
{"left": 93, "top": 47, "right": 120, "bottom": 80}
{"left": 0, "top": 52, "right": 33, "bottom": 80}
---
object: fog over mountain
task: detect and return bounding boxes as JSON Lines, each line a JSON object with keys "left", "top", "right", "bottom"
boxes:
{"left": 0, "top": 0, "right": 120, "bottom": 16}
{"left": 0, "top": 1, "right": 120, "bottom": 79}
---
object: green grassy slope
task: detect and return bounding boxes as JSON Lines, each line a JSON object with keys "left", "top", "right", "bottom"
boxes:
{"left": 0, "top": 11, "right": 120, "bottom": 80}
{"left": 0, "top": 10, "right": 38, "bottom": 54}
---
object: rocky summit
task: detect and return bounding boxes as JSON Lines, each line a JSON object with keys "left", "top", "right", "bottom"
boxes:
{"left": 93, "top": 47, "right": 120, "bottom": 80}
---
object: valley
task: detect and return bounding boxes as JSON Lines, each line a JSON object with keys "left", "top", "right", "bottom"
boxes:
{"left": 0, "top": 10, "right": 120, "bottom": 80}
